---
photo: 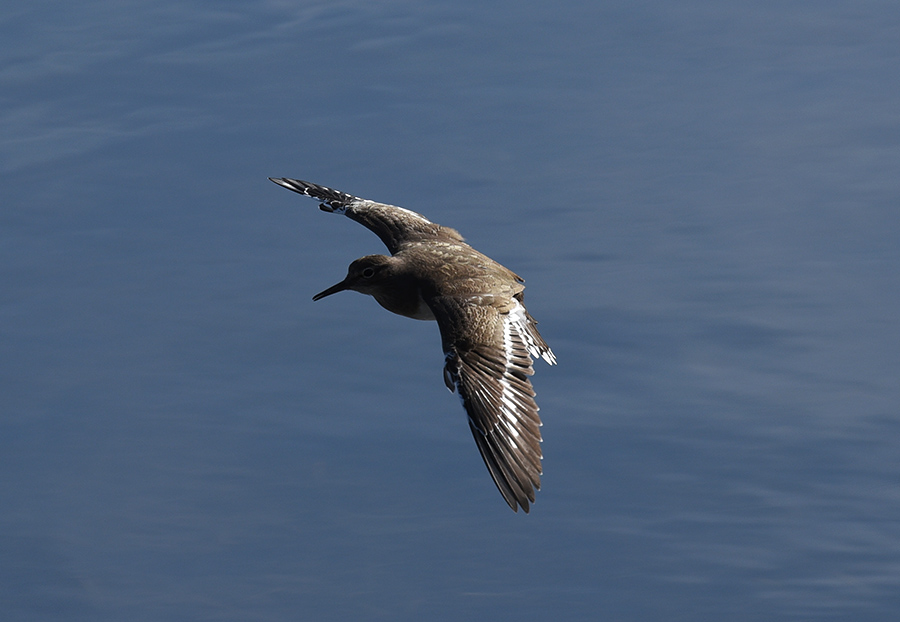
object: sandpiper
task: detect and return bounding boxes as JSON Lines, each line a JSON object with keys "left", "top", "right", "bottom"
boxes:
{"left": 269, "top": 178, "right": 556, "bottom": 512}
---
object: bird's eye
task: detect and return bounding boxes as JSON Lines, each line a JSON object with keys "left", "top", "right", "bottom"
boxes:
{"left": 362, "top": 267, "right": 376, "bottom": 278}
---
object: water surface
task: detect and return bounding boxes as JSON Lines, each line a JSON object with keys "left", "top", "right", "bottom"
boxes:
{"left": 3, "top": 1, "right": 900, "bottom": 620}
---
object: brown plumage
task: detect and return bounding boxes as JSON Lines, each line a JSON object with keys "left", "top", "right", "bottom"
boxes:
{"left": 269, "top": 178, "right": 556, "bottom": 512}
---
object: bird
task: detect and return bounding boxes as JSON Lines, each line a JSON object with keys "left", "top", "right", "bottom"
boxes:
{"left": 269, "top": 177, "right": 556, "bottom": 512}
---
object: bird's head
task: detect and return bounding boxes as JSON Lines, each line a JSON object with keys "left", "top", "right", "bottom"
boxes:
{"left": 313, "top": 254, "right": 395, "bottom": 300}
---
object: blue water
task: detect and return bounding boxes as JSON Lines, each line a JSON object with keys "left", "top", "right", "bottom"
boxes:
{"left": 3, "top": 1, "right": 900, "bottom": 620}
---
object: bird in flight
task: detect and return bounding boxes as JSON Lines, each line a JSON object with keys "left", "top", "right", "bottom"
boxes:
{"left": 269, "top": 178, "right": 556, "bottom": 512}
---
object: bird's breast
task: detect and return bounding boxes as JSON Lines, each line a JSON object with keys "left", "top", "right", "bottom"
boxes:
{"left": 372, "top": 286, "right": 436, "bottom": 321}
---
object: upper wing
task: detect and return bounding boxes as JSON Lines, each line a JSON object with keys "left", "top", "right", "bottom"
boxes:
{"left": 268, "top": 178, "right": 464, "bottom": 254}
{"left": 429, "top": 293, "right": 554, "bottom": 513}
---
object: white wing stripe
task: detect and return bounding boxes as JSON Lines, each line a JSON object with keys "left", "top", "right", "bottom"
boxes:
{"left": 509, "top": 299, "right": 556, "bottom": 365}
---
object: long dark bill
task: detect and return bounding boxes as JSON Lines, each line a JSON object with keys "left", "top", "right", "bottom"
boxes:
{"left": 312, "top": 279, "right": 350, "bottom": 301}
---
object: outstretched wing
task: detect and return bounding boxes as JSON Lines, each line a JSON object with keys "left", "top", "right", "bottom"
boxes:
{"left": 429, "top": 294, "right": 555, "bottom": 513}
{"left": 268, "top": 178, "right": 464, "bottom": 254}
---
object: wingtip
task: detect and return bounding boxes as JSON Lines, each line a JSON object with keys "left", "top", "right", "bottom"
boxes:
{"left": 506, "top": 493, "right": 532, "bottom": 514}
{"left": 268, "top": 176, "right": 295, "bottom": 191}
